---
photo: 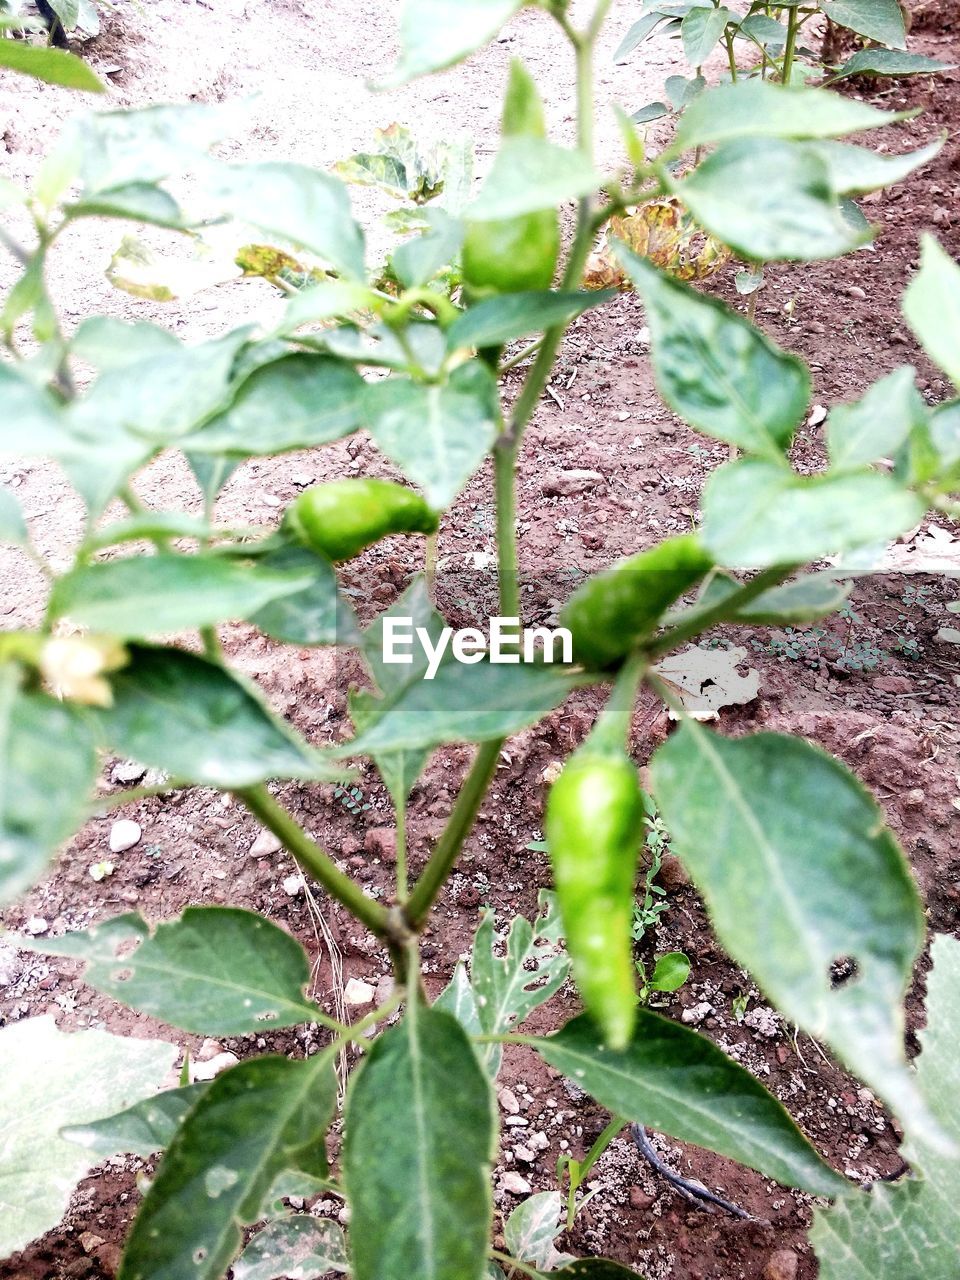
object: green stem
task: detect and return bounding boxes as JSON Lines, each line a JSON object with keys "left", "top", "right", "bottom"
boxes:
{"left": 498, "top": 336, "right": 543, "bottom": 375}
{"left": 424, "top": 530, "right": 438, "bottom": 604}
{"left": 724, "top": 29, "right": 738, "bottom": 82}
{"left": 588, "top": 651, "right": 646, "bottom": 755}
{"left": 200, "top": 625, "right": 223, "bottom": 662}
{"left": 490, "top": 1251, "right": 542, "bottom": 1280}
{"left": 403, "top": 738, "right": 502, "bottom": 930}
{"left": 782, "top": 4, "right": 799, "bottom": 85}
{"left": 237, "top": 783, "right": 393, "bottom": 941}
{"left": 493, "top": 436, "right": 520, "bottom": 618}
{"left": 644, "top": 565, "right": 799, "bottom": 659}
{"left": 395, "top": 800, "right": 408, "bottom": 900}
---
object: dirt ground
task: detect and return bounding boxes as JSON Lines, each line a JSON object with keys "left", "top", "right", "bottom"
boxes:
{"left": 1, "top": 1, "right": 959, "bottom": 1278}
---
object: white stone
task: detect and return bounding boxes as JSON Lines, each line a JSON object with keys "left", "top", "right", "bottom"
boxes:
{"left": 109, "top": 819, "right": 142, "bottom": 853}
{"left": 111, "top": 760, "right": 146, "bottom": 785}
{"left": 249, "top": 829, "right": 282, "bottom": 857}
{"left": 25, "top": 916, "right": 48, "bottom": 936}
{"left": 681, "top": 1001, "right": 712, "bottom": 1025}
{"left": 514, "top": 1145, "right": 535, "bottom": 1163}
{"left": 344, "top": 978, "right": 376, "bottom": 1006}
{"left": 191, "top": 1052, "right": 239, "bottom": 1081}
{"left": 497, "top": 1087, "right": 520, "bottom": 1115}
{"left": 282, "top": 874, "right": 304, "bottom": 896}
{"left": 499, "top": 1172, "right": 532, "bottom": 1196}
{"left": 528, "top": 1131, "right": 550, "bottom": 1151}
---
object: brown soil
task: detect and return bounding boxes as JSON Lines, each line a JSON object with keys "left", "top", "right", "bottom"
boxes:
{"left": 1, "top": 2, "right": 959, "bottom": 1279}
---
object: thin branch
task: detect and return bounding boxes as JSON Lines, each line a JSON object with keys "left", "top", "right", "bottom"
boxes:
{"left": 631, "top": 1124, "right": 752, "bottom": 1219}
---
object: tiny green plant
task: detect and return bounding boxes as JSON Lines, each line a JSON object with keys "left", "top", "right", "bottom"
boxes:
{"left": 1, "top": 2, "right": 960, "bottom": 1278}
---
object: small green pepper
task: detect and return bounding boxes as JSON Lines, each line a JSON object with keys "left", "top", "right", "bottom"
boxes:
{"left": 461, "top": 60, "right": 559, "bottom": 301}
{"left": 547, "top": 744, "right": 644, "bottom": 1050}
{"left": 283, "top": 478, "right": 438, "bottom": 563}
{"left": 560, "top": 533, "right": 713, "bottom": 670}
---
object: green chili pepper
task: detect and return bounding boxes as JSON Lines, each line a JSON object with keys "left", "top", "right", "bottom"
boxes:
{"left": 283, "top": 478, "right": 438, "bottom": 563}
{"left": 547, "top": 743, "right": 644, "bottom": 1050}
{"left": 462, "top": 60, "right": 559, "bottom": 301}
{"left": 546, "top": 657, "right": 646, "bottom": 1048}
{"left": 560, "top": 533, "right": 713, "bottom": 670}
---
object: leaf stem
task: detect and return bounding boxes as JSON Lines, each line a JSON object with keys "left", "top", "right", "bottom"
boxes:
{"left": 782, "top": 4, "right": 799, "bottom": 85}
{"left": 644, "top": 565, "right": 799, "bottom": 659}
{"left": 236, "top": 783, "right": 393, "bottom": 941}
{"left": 724, "top": 28, "right": 738, "bottom": 82}
{"left": 403, "top": 738, "right": 502, "bottom": 930}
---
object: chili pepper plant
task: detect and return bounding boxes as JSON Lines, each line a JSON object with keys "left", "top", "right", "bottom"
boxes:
{"left": 1, "top": 1, "right": 959, "bottom": 1277}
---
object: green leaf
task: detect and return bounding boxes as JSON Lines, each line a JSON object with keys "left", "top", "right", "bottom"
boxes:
{"left": 77, "top": 104, "right": 243, "bottom": 193}
{"left": 365, "top": 361, "right": 500, "bottom": 508}
{"left": 185, "top": 355, "right": 365, "bottom": 456}
{"left": 833, "top": 48, "right": 954, "bottom": 79}
{"left": 702, "top": 460, "right": 924, "bottom": 568}
{"left": 616, "top": 248, "right": 809, "bottom": 456}
{"left": 735, "top": 13, "right": 787, "bottom": 49}
{"left": 734, "top": 573, "right": 852, "bottom": 625}
{"left": 903, "top": 235, "right": 960, "bottom": 388}
{"left": 821, "top": 0, "right": 907, "bottom": 49}
{"left": 504, "top": 1192, "right": 563, "bottom": 1269}
{"left": 251, "top": 546, "right": 360, "bottom": 648}
{"left": 356, "top": 578, "right": 442, "bottom": 802}
{"left": 0, "top": 669, "right": 97, "bottom": 906}
{"left": 210, "top": 162, "right": 366, "bottom": 280}
{"left": 384, "top": 0, "right": 523, "bottom": 84}
{"left": 119, "top": 1054, "right": 337, "bottom": 1280}
{"left": 71, "top": 317, "right": 180, "bottom": 370}
{"left": 614, "top": 11, "right": 670, "bottom": 62}
{"left": 97, "top": 645, "right": 340, "bottom": 786}
{"left": 23, "top": 907, "right": 328, "bottom": 1035}
{"left": 49, "top": 553, "right": 318, "bottom": 638}
{"left": 827, "top": 366, "right": 927, "bottom": 469}
{"left": 671, "top": 79, "right": 907, "bottom": 152}
{"left": 392, "top": 209, "right": 464, "bottom": 289}
{"left": 680, "top": 6, "right": 734, "bottom": 66}
{"left": 0, "top": 363, "right": 67, "bottom": 457}
{"left": 807, "top": 138, "right": 944, "bottom": 196}
{"left": 810, "top": 934, "right": 960, "bottom": 1280}
{"left": 67, "top": 182, "right": 189, "bottom": 229}
{"left": 62, "top": 1084, "right": 207, "bottom": 1158}
{"left": 275, "top": 281, "right": 376, "bottom": 336}
{"left": 0, "top": 39, "right": 105, "bottom": 90}
{"left": 0, "top": 487, "right": 28, "bottom": 547}
{"left": 630, "top": 101, "right": 670, "bottom": 125}
{"left": 467, "top": 138, "right": 601, "bottom": 220}
{"left": 648, "top": 951, "right": 690, "bottom": 992}
{"left": 470, "top": 893, "right": 570, "bottom": 1075}
{"left": 532, "top": 1012, "right": 846, "bottom": 1196}
{"left": 448, "top": 291, "right": 614, "bottom": 352}
{"left": 341, "top": 658, "right": 579, "bottom": 756}
{"left": 668, "top": 138, "right": 866, "bottom": 261}
{"left": 931, "top": 400, "right": 960, "bottom": 479}
{"left": 343, "top": 1003, "right": 495, "bottom": 1280}
{"left": 650, "top": 725, "right": 940, "bottom": 1145}
{"left": 64, "top": 329, "right": 248, "bottom": 514}
{"left": 234, "top": 1216, "right": 349, "bottom": 1280}
{"left": 0, "top": 1017, "right": 175, "bottom": 1257}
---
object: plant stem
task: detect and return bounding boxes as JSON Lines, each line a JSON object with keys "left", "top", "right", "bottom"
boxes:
{"left": 236, "top": 783, "right": 393, "bottom": 940}
{"left": 403, "top": 738, "right": 502, "bottom": 930}
{"left": 782, "top": 4, "right": 799, "bottom": 85}
{"left": 724, "top": 29, "right": 738, "bottom": 82}
{"left": 395, "top": 800, "right": 408, "bottom": 900}
{"left": 493, "top": 436, "right": 520, "bottom": 618}
{"left": 644, "top": 565, "right": 799, "bottom": 659}
{"left": 498, "top": 336, "right": 543, "bottom": 374}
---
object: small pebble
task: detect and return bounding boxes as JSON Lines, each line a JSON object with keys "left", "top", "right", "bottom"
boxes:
{"left": 499, "top": 1172, "right": 532, "bottom": 1196}
{"left": 25, "top": 916, "right": 48, "bottom": 936}
{"left": 249, "top": 829, "right": 282, "bottom": 857}
{"left": 191, "top": 1052, "right": 239, "bottom": 1082}
{"left": 344, "top": 978, "right": 376, "bottom": 1006}
{"left": 282, "top": 874, "right": 304, "bottom": 896}
{"left": 498, "top": 1087, "right": 520, "bottom": 1115}
{"left": 109, "top": 820, "right": 142, "bottom": 854}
